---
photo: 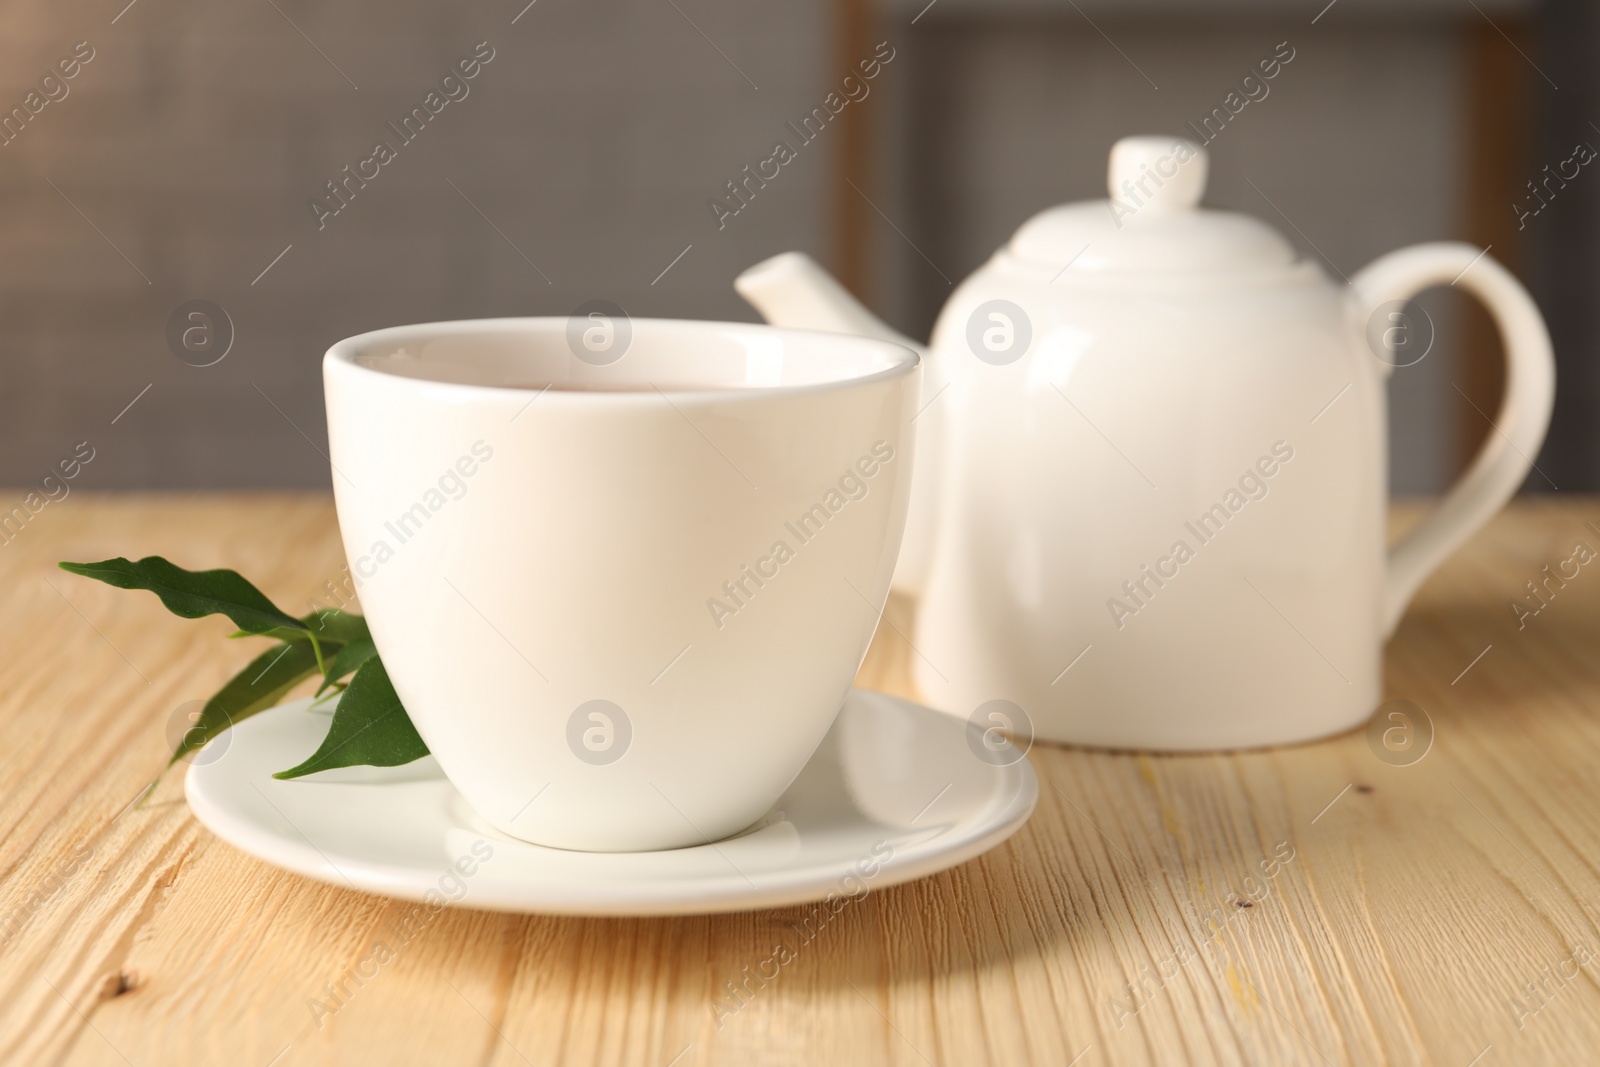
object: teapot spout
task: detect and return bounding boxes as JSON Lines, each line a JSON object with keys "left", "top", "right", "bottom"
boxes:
{"left": 735, "top": 252, "right": 927, "bottom": 355}
{"left": 735, "top": 252, "right": 939, "bottom": 598}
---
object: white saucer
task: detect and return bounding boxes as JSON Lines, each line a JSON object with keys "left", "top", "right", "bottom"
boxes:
{"left": 185, "top": 688, "right": 1038, "bottom": 916}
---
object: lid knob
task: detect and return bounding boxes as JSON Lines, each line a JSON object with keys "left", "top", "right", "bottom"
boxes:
{"left": 1107, "top": 135, "right": 1208, "bottom": 216}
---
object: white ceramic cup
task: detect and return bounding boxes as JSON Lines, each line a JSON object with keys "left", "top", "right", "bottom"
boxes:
{"left": 323, "top": 317, "right": 919, "bottom": 852}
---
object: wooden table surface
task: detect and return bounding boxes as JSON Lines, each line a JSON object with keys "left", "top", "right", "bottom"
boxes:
{"left": 4, "top": 494, "right": 1600, "bottom": 1066}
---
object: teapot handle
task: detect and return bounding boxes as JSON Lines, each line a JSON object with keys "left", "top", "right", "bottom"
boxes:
{"left": 1350, "top": 242, "right": 1555, "bottom": 638}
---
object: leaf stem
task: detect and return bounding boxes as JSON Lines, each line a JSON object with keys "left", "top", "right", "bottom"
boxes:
{"left": 306, "top": 629, "right": 328, "bottom": 679}
{"left": 308, "top": 684, "right": 345, "bottom": 711}
{"left": 132, "top": 771, "right": 163, "bottom": 810}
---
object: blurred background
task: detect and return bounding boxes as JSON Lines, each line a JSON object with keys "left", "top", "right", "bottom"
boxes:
{"left": 0, "top": 0, "right": 1594, "bottom": 494}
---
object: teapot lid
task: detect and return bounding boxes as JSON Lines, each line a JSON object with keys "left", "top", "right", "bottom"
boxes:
{"left": 1004, "top": 136, "right": 1299, "bottom": 276}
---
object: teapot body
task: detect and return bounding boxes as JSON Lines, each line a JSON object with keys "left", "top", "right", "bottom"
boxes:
{"left": 736, "top": 135, "right": 1552, "bottom": 753}
{"left": 914, "top": 257, "right": 1386, "bottom": 747}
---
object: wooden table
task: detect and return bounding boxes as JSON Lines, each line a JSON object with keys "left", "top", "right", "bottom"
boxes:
{"left": 4, "top": 494, "right": 1600, "bottom": 1066}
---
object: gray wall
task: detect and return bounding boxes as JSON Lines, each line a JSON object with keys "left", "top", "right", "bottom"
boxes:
{"left": 1531, "top": 0, "right": 1600, "bottom": 491}
{"left": 0, "top": 0, "right": 1550, "bottom": 495}
{"left": 0, "top": 0, "right": 836, "bottom": 489}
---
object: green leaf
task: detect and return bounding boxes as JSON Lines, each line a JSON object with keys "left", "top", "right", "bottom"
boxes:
{"left": 303, "top": 609, "right": 371, "bottom": 645}
{"left": 234, "top": 610, "right": 371, "bottom": 647}
{"left": 274, "top": 657, "right": 429, "bottom": 779}
{"left": 316, "top": 636, "right": 378, "bottom": 695}
{"left": 172, "top": 640, "right": 328, "bottom": 766}
{"left": 59, "top": 556, "right": 306, "bottom": 636}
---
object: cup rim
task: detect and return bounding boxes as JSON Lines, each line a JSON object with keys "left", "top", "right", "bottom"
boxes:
{"left": 324, "top": 316, "right": 920, "bottom": 404}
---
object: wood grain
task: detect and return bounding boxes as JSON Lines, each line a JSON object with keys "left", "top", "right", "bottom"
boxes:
{"left": 4, "top": 494, "right": 1600, "bottom": 1065}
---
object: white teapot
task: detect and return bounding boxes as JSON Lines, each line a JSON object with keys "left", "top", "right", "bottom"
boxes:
{"left": 736, "top": 135, "right": 1554, "bottom": 750}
